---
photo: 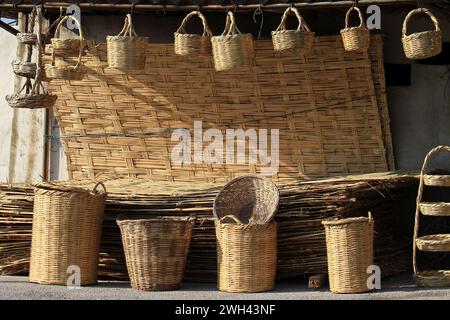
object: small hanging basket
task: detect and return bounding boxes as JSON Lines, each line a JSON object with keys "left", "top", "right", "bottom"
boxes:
{"left": 211, "top": 11, "right": 254, "bottom": 72}
{"left": 340, "top": 6, "right": 370, "bottom": 52}
{"left": 271, "top": 7, "right": 314, "bottom": 55}
{"left": 17, "top": 32, "right": 38, "bottom": 45}
{"left": 107, "top": 14, "right": 148, "bottom": 70}
{"left": 5, "top": 81, "right": 57, "bottom": 109}
{"left": 12, "top": 60, "right": 37, "bottom": 78}
{"left": 174, "top": 11, "right": 212, "bottom": 56}
{"left": 51, "top": 16, "right": 86, "bottom": 53}
{"left": 402, "top": 8, "right": 442, "bottom": 60}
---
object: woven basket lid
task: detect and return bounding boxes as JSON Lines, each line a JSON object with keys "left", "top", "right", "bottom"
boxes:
{"left": 213, "top": 175, "right": 279, "bottom": 225}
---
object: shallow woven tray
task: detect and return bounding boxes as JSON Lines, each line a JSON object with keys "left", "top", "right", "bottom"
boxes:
{"left": 414, "top": 270, "right": 450, "bottom": 287}
{"left": 419, "top": 202, "right": 450, "bottom": 216}
{"left": 416, "top": 234, "right": 450, "bottom": 252}
{"left": 423, "top": 174, "right": 450, "bottom": 187}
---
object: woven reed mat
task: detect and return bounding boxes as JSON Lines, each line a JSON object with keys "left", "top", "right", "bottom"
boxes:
{"left": 0, "top": 172, "right": 417, "bottom": 281}
{"left": 45, "top": 35, "right": 394, "bottom": 182}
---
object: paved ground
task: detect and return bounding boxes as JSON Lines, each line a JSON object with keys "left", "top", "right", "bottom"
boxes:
{"left": 0, "top": 273, "right": 449, "bottom": 300}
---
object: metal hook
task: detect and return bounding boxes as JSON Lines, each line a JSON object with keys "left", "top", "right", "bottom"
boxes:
{"left": 253, "top": 4, "right": 264, "bottom": 39}
{"left": 233, "top": 3, "right": 238, "bottom": 14}
{"left": 131, "top": 3, "right": 136, "bottom": 15}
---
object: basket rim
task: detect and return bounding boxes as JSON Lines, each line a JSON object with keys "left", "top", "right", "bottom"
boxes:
{"left": 174, "top": 32, "right": 211, "bottom": 39}
{"left": 420, "top": 201, "right": 450, "bottom": 207}
{"left": 106, "top": 35, "right": 149, "bottom": 42}
{"left": 271, "top": 29, "right": 315, "bottom": 35}
{"left": 6, "top": 93, "right": 57, "bottom": 101}
{"left": 340, "top": 26, "right": 370, "bottom": 33}
{"left": 416, "top": 234, "right": 450, "bottom": 242}
{"left": 34, "top": 182, "right": 106, "bottom": 196}
{"left": 210, "top": 33, "right": 253, "bottom": 42}
{"left": 402, "top": 29, "right": 441, "bottom": 40}
{"left": 415, "top": 270, "right": 450, "bottom": 278}
{"left": 322, "top": 216, "right": 372, "bottom": 226}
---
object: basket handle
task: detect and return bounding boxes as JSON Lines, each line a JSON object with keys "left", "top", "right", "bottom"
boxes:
{"left": 92, "top": 181, "right": 107, "bottom": 194}
{"left": 275, "top": 7, "right": 310, "bottom": 32}
{"left": 117, "top": 14, "right": 138, "bottom": 37}
{"left": 219, "top": 214, "right": 243, "bottom": 224}
{"left": 176, "top": 11, "right": 212, "bottom": 37}
{"left": 221, "top": 11, "right": 243, "bottom": 36}
{"left": 345, "top": 6, "right": 366, "bottom": 29}
{"left": 51, "top": 16, "right": 84, "bottom": 69}
{"left": 402, "top": 8, "right": 440, "bottom": 36}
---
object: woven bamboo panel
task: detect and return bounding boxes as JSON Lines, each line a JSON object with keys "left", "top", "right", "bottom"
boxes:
{"left": 46, "top": 35, "right": 392, "bottom": 182}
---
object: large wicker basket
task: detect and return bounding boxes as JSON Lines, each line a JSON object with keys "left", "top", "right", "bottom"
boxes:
{"left": 107, "top": 14, "right": 148, "bottom": 70}
{"left": 340, "top": 6, "right": 370, "bottom": 52}
{"left": 211, "top": 11, "right": 254, "bottom": 72}
{"left": 213, "top": 175, "right": 279, "bottom": 225}
{"left": 117, "top": 216, "right": 196, "bottom": 291}
{"left": 322, "top": 213, "right": 374, "bottom": 294}
{"left": 402, "top": 8, "right": 442, "bottom": 60}
{"left": 174, "top": 11, "right": 212, "bottom": 56}
{"left": 215, "top": 215, "right": 277, "bottom": 293}
{"left": 51, "top": 16, "right": 86, "bottom": 53}
{"left": 271, "top": 7, "right": 314, "bottom": 55}
{"left": 29, "top": 182, "right": 106, "bottom": 285}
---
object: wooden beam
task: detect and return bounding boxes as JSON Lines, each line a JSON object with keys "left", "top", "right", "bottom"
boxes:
{"left": 0, "top": 19, "right": 18, "bottom": 36}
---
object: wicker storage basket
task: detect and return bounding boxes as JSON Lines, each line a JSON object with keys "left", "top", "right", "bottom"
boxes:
{"left": 213, "top": 175, "right": 279, "bottom": 224}
{"left": 215, "top": 215, "right": 277, "bottom": 293}
{"left": 174, "top": 11, "right": 212, "bottom": 56}
{"left": 402, "top": 8, "right": 442, "bottom": 60}
{"left": 322, "top": 213, "right": 374, "bottom": 293}
{"left": 12, "top": 60, "right": 37, "bottom": 78}
{"left": 419, "top": 202, "right": 450, "bottom": 216}
{"left": 414, "top": 270, "right": 450, "bottom": 287}
{"left": 5, "top": 81, "right": 56, "bottom": 109}
{"left": 340, "top": 6, "right": 370, "bottom": 52}
{"left": 29, "top": 182, "right": 106, "bottom": 285}
{"left": 416, "top": 234, "right": 450, "bottom": 252}
{"left": 211, "top": 11, "right": 254, "bottom": 72}
{"left": 117, "top": 216, "right": 195, "bottom": 291}
{"left": 107, "top": 14, "right": 148, "bottom": 70}
{"left": 46, "top": 17, "right": 85, "bottom": 81}
{"left": 51, "top": 16, "right": 86, "bottom": 53}
{"left": 271, "top": 7, "right": 314, "bottom": 54}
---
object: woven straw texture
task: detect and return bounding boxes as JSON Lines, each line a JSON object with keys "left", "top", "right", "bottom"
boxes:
{"left": 45, "top": 35, "right": 393, "bottom": 181}
{"left": 340, "top": 6, "right": 370, "bottom": 52}
{"left": 29, "top": 182, "right": 106, "bottom": 285}
{"left": 12, "top": 60, "right": 37, "bottom": 78}
{"left": 272, "top": 7, "right": 314, "bottom": 54}
{"left": 419, "top": 202, "right": 450, "bottom": 216}
{"left": 17, "top": 33, "right": 38, "bottom": 45}
{"left": 211, "top": 11, "right": 254, "bottom": 71}
{"left": 415, "top": 270, "right": 450, "bottom": 287}
{"left": 423, "top": 174, "right": 450, "bottom": 187}
{"left": 117, "top": 216, "right": 195, "bottom": 291}
{"left": 322, "top": 215, "right": 374, "bottom": 293}
{"left": 213, "top": 175, "right": 279, "bottom": 224}
{"left": 402, "top": 8, "right": 442, "bottom": 60}
{"left": 215, "top": 217, "right": 277, "bottom": 293}
{"left": 107, "top": 14, "right": 148, "bottom": 70}
{"left": 174, "top": 11, "right": 212, "bottom": 56}
{"left": 416, "top": 234, "right": 450, "bottom": 252}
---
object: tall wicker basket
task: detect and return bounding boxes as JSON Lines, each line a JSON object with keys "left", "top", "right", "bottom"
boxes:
{"left": 271, "top": 7, "right": 314, "bottom": 55}
{"left": 340, "top": 6, "right": 370, "bottom": 52}
{"left": 322, "top": 213, "right": 374, "bottom": 294}
{"left": 211, "top": 11, "right": 254, "bottom": 72}
{"left": 174, "top": 11, "right": 212, "bottom": 56}
{"left": 402, "top": 8, "right": 442, "bottom": 60}
{"left": 107, "top": 14, "right": 148, "bottom": 70}
{"left": 117, "top": 216, "right": 196, "bottom": 291}
{"left": 215, "top": 215, "right": 277, "bottom": 293}
{"left": 29, "top": 182, "right": 106, "bottom": 285}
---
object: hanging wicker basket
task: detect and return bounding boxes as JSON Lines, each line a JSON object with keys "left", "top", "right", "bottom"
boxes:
{"left": 117, "top": 216, "right": 196, "bottom": 291}
{"left": 17, "top": 32, "right": 38, "bottom": 45}
{"left": 340, "top": 6, "right": 370, "bottom": 52}
{"left": 29, "top": 182, "right": 107, "bottom": 285}
{"left": 402, "top": 8, "right": 442, "bottom": 60}
{"left": 211, "top": 11, "right": 254, "bottom": 72}
{"left": 416, "top": 234, "right": 450, "bottom": 252}
{"left": 322, "top": 213, "right": 374, "bottom": 294}
{"left": 174, "top": 11, "right": 212, "bottom": 56}
{"left": 5, "top": 81, "right": 56, "bottom": 109}
{"left": 215, "top": 215, "right": 277, "bottom": 293}
{"left": 213, "top": 175, "right": 279, "bottom": 224}
{"left": 12, "top": 60, "right": 37, "bottom": 78}
{"left": 51, "top": 16, "right": 86, "bottom": 53}
{"left": 107, "top": 14, "right": 148, "bottom": 70}
{"left": 271, "top": 7, "right": 314, "bottom": 55}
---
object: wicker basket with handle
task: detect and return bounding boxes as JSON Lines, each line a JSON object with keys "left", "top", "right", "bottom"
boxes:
{"left": 6, "top": 81, "right": 56, "bottom": 109}
{"left": 29, "top": 182, "right": 107, "bottom": 285}
{"left": 211, "top": 11, "right": 254, "bottom": 72}
{"left": 174, "top": 11, "right": 212, "bottom": 56}
{"left": 322, "top": 213, "right": 374, "bottom": 293}
{"left": 215, "top": 215, "right": 277, "bottom": 293}
{"left": 51, "top": 16, "right": 86, "bottom": 53}
{"left": 117, "top": 216, "right": 196, "bottom": 291}
{"left": 271, "top": 7, "right": 314, "bottom": 54}
{"left": 402, "top": 8, "right": 442, "bottom": 60}
{"left": 107, "top": 14, "right": 148, "bottom": 70}
{"left": 340, "top": 6, "right": 370, "bottom": 52}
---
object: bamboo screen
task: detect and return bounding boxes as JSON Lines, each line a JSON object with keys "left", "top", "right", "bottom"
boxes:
{"left": 46, "top": 35, "right": 394, "bottom": 182}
